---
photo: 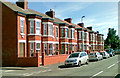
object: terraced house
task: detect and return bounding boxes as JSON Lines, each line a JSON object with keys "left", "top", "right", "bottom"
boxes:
{"left": 2, "top": 0, "right": 104, "bottom": 67}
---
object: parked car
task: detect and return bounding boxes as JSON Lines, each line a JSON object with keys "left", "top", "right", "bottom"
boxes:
{"left": 114, "top": 49, "right": 120, "bottom": 54}
{"left": 106, "top": 49, "right": 115, "bottom": 56}
{"left": 89, "top": 52, "right": 103, "bottom": 61}
{"left": 65, "top": 52, "right": 89, "bottom": 67}
{"left": 99, "top": 52, "right": 110, "bottom": 59}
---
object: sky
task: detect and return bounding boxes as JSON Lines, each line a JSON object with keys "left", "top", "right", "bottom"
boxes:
{"left": 9, "top": 1, "right": 118, "bottom": 39}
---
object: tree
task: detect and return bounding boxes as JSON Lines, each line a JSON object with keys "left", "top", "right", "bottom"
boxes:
{"left": 104, "top": 28, "right": 120, "bottom": 50}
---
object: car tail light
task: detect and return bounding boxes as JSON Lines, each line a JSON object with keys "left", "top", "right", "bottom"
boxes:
{"left": 95, "top": 55, "right": 97, "bottom": 57}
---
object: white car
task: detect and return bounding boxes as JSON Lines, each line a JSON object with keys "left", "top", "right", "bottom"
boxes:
{"left": 65, "top": 52, "right": 89, "bottom": 67}
{"left": 100, "top": 52, "right": 110, "bottom": 59}
{"left": 89, "top": 52, "right": 103, "bottom": 61}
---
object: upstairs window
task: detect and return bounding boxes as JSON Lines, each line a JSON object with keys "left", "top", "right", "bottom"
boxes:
{"left": 30, "top": 21, "right": 34, "bottom": 34}
{"left": 62, "top": 28, "right": 65, "bottom": 37}
{"left": 69, "top": 29, "right": 72, "bottom": 38}
{"left": 21, "top": 20, "right": 24, "bottom": 33}
{"left": 49, "top": 24, "right": 53, "bottom": 35}
{"left": 56, "top": 27, "right": 58, "bottom": 37}
{"left": 53, "top": 26, "right": 54, "bottom": 37}
{"left": 79, "top": 31, "right": 82, "bottom": 39}
{"left": 72, "top": 30, "right": 74, "bottom": 38}
{"left": 36, "top": 21, "right": 41, "bottom": 34}
{"left": 66, "top": 29, "right": 68, "bottom": 38}
{"left": 44, "top": 24, "right": 47, "bottom": 35}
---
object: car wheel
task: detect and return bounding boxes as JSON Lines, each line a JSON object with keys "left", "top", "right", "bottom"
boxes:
{"left": 86, "top": 60, "right": 89, "bottom": 64}
{"left": 77, "top": 61, "right": 81, "bottom": 67}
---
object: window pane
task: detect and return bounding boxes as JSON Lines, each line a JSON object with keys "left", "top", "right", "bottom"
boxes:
{"left": 62, "top": 44, "right": 65, "bottom": 54}
{"left": 49, "top": 44, "right": 53, "bottom": 55}
{"left": 31, "top": 28, "right": 34, "bottom": 34}
{"left": 36, "top": 43, "right": 40, "bottom": 49}
{"left": 21, "top": 20, "right": 24, "bottom": 33}
{"left": 36, "top": 22, "right": 40, "bottom": 27}
{"left": 69, "top": 44, "right": 72, "bottom": 51}
{"left": 62, "top": 28, "right": 64, "bottom": 37}
{"left": 44, "top": 24, "right": 47, "bottom": 35}
{"left": 69, "top": 30, "right": 71, "bottom": 38}
{"left": 44, "top": 43, "right": 48, "bottom": 55}
{"left": 30, "top": 21, "right": 34, "bottom": 34}
{"left": 36, "top": 22, "right": 41, "bottom": 34}
{"left": 66, "top": 29, "right": 68, "bottom": 38}
{"left": 49, "top": 24, "right": 52, "bottom": 35}
{"left": 56, "top": 27, "right": 58, "bottom": 37}
{"left": 30, "top": 43, "right": 34, "bottom": 57}
{"left": 72, "top": 30, "right": 74, "bottom": 38}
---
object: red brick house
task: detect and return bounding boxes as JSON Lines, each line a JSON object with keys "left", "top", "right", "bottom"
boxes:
{"left": 2, "top": 0, "right": 104, "bottom": 67}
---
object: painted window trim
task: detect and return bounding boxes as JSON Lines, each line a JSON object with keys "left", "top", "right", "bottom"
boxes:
{"left": 19, "top": 40, "right": 26, "bottom": 43}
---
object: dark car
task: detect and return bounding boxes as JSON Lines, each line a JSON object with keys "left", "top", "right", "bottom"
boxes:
{"left": 106, "top": 49, "right": 115, "bottom": 57}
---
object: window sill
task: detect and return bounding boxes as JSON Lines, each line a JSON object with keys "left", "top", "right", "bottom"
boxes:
{"left": 28, "top": 34, "right": 42, "bottom": 36}
{"left": 20, "top": 33, "right": 25, "bottom": 36}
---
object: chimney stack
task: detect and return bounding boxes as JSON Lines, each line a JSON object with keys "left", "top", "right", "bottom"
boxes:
{"left": 87, "top": 27, "right": 92, "bottom": 30}
{"left": 16, "top": 0, "right": 28, "bottom": 9}
{"left": 64, "top": 18, "right": 72, "bottom": 23}
{"left": 46, "top": 9, "right": 55, "bottom": 18}
{"left": 77, "top": 23, "right": 84, "bottom": 27}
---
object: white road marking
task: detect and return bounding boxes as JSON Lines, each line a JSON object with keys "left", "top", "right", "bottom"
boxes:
{"left": 107, "top": 64, "right": 115, "bottom": 69}
{"left": 91, "top": 71, "right": 103, "bottom": 78}
{"left": 4, "top": 70, "right": 14, "bottom": 72}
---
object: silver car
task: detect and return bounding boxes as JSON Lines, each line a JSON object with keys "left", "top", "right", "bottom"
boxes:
{"left": 65, "top": 52, "right": 89, "bottom": 67}
{"left": 89, "top": 52, "right": 103, "bottom": 61}
{"left": 100, "top": 52, "right": 110, "bottom": 59}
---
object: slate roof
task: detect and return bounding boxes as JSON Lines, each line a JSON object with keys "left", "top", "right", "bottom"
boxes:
{"left": 1, "top": 1, "right": 98, "bottom": 33}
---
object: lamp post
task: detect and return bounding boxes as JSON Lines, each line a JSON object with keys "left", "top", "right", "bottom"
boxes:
{"left": 81, "top": 16, "right": 85, "bottom": 51}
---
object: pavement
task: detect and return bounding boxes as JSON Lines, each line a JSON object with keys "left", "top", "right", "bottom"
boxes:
{"left": 1, "top": 55, "right": 120, "bottom": 78}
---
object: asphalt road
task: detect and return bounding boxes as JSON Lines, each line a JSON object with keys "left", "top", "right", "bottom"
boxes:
{"left": 2, "top": 55, "right": 120, "bottom": 78}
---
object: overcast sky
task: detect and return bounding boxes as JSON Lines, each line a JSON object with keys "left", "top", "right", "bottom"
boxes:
{"left": 9, "top": 1, "right": 118, "bottom": 39}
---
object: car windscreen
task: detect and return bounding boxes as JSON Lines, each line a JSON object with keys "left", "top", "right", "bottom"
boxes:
{"left": 100, "top": 52, "right": 103, "bottom": 55}
{"left": 89, "top": 53, "right": 95, "bottom": 55}
{"left": 69, "top": 53, "right": 79, "bottom": 58}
